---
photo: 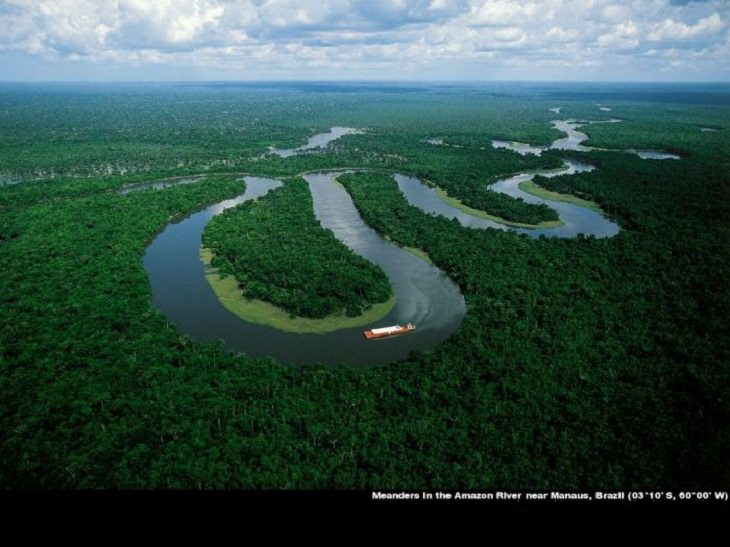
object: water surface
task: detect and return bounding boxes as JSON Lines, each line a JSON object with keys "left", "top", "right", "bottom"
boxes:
{"left": 491, "top": 117, "right": 680, "bottom": 160}
{"left": 396, "top": 161, "right": 619, "bottom": 239}
{"left": 491, "top": 140, "right": 546, "bottom": 156}
{"left": 143, "top": 172, "right": 466, "bottom": 367}
{"left": 630, "top": 150, "right": 681, "bottom": 160}
{"left": 270, "top": 127, "right": 360, "bottom": 157}
{"left": 119, "top": 175, "right": 208, "bottom": 194}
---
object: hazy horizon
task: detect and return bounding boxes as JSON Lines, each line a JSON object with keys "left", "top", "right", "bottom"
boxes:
{"left": 1, "top": 0, "right": 729, "bottom": 83}
{"left": 3, "top": 79, "right": 730, "bottom": 84}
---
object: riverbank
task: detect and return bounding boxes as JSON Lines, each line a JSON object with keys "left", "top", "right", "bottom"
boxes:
{"left": 434, "top": 186, "right": 564, "bottom": 229}
{"left": 200, "top": 247, "right": 396, "bottom": 334}
{"left": 402, "top": 245, "right": 433, "bottom": 265}
{"left": 518, "top": 179, "right": 602, "bottom": 212}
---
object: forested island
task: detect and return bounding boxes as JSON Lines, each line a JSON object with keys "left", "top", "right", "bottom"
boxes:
{"left": 202, "top": 178, "right": 393, "bottom": 325}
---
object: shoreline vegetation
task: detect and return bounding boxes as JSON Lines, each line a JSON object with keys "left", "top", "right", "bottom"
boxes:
{"left": 200, "top": 247, "right": 396, "bottom": 333}
{"left": 402, "top": 245, "right": 433, "bottom": 265}
{"left": 434, "top": 186, "right": 564, "bottom": 229}
{"left": 200, "top": 178, "right": 396, "bottom": 331}
{"left": 518, "top": 179, "right": 602, "bottom": 212}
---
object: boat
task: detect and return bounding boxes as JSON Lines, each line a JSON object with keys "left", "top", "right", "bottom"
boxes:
{"left": 363, "top": 323, "right": 416, "bottom": 340}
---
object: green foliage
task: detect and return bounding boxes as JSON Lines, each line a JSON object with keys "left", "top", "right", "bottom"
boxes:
{"left": 339, "top": 162, "right": 729, "bottom": 489}
{"left": 0, "top": 84, "right": 567, "bottom": 225}
{"left": 203, "top": 178, "right": 392, "bottom": 319}
{"left": 0, "top": 83, "right": 728, "bottom": 489}
{"left": 339, "top": 132, "right": 564, "bottom": 224}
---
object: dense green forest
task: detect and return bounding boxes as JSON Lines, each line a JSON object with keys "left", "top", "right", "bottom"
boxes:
{"left": 0, "top": 82, "right": 728, "bottom": 489}
{"left": 203, "top": 178, "right": 392, "bottom": 318}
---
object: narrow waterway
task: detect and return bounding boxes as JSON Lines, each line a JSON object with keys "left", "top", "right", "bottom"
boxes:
{"left": 490, "top": 118, "right": 680, "bottom": 160}
{"left": 269, "top": 127, "right": 360, "bottom": 157}
{"left": 396, "top": 160, "right": 620, "bottom": 239}
{"left": 119, "top": 175, "right": 209, "bottom": 194}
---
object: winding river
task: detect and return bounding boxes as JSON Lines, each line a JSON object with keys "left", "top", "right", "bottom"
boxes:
{"left": 136, "top": 117, "right": 668, "bottom": 366}
{"left": 491, "top": 118, "right": 679, "bottom": 160}
{"left": 396, "top": 160, "right": 620, "bottom": 239}
{"left": 412, "top": 118, "right": 631, "bottom": 238}
{"left": 270, "top": 127, "right": 360, "bottom": 157}
{"left": 143, "top": 172, "right": 466, "bottom": 367}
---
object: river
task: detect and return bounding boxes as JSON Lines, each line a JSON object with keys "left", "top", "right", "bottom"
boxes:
{"left": 269, "top": 127, "right": 360, "bottom": 157}
{"left": 396, "top": 160, "right": 620, "bottom": 239}
{"left": 143, "top": 173, "right": 466, "bottom": 367}
{"left": 138, "top": 121, "right": 634, "bottom": 366}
